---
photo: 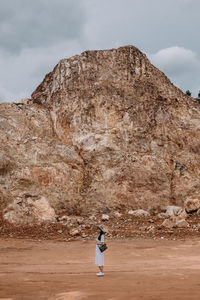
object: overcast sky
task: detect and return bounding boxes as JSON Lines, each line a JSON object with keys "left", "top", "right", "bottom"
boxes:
{"left": 0, "top": 0, "right": 200, "bottom": 102}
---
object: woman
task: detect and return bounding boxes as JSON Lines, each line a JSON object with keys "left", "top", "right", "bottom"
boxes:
{"left": 95, "top": 225, "right": 106, "bottom": 276}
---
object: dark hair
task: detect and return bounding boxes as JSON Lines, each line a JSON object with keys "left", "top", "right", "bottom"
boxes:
{"left": 98, "top": 229, "right": 104, "bottom": 241}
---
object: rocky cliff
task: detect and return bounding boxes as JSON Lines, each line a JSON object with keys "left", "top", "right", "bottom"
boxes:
{"left": 1, "top": 45, "right": 200, "bottom": 225}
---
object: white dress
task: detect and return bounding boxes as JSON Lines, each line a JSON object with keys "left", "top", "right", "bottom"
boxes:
{"left": 95, "top": 234, "right": 104, "bottom": 266}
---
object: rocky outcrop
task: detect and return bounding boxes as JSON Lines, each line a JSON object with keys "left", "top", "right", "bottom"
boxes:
{"left": 184, "top": 196, "right": 200, "bottom": 212}
{"left": 1, "top": 45, "right": 200, "bottom": 224}
{"left": 0, "top": 102, "right": 84, "bottom": 223}
{"left": 3, "top": 196, "right": 56, "bottom": 224}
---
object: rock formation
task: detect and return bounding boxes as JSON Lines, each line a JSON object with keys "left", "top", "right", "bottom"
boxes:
{"left": 1, "top": 45, "right": 200, "bottom": 224}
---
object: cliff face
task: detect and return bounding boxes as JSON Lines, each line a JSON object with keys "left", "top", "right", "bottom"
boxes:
{"left": 1, "top": 46, "right": 200, "bottom": 224}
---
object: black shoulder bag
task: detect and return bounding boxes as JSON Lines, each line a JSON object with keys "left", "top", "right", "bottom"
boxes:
{"left": 99, "top": 244, "right": 108, "bottom": 252}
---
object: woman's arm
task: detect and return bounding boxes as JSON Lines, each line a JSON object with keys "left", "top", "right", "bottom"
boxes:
{"left": 96, "top": 242, "right": 105, "bottom": 245}
{"left": 96, "top": 234, "right": 105, "bottom": 245}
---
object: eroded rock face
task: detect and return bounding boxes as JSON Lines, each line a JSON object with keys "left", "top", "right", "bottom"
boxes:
{"left": 1, "top": 45, "right": 200, "bottom": 224}
{"left": 0, "top": 102, "right": 84, "bottom": 222}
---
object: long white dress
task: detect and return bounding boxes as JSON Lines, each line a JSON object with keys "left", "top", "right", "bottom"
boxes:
{"left": 95, "top": 234, "right": 104, "bottom": 266}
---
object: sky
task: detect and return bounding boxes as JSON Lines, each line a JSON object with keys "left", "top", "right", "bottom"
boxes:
{"left": 0, "top": 0, "right": 200, "bottom": 102}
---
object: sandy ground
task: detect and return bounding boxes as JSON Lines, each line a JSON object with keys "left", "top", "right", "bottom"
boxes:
{"left": 1, "top": 238, "right": 200, "bottom": 299}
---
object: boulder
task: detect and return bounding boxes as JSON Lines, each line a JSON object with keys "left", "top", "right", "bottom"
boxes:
{"left": 176, "top": 219, "right": 189, "bottom": 228}
{"left": 165, "top": 206, "right": 182, "bottom": 217}
{"left": 177, "top": 208, "right": 188, "bottom": 220}
{"left": 101, "top": 214, "right": 109, "bottom": 221}
{"left": 162, "top": 217, "right": 189, "bottom": 229}
{"left": 69, "top": 229, "right": 80, "bottom": 237}
{"left": 128, "top": 209, "right": 150, "bottom": 217}
{"left": 114, "top": 211, "right": 122, "bottom": 218}
{"left": 3, "top": 196, "right": 56, "bottom": 225}
{"left": 162, "top": 219, "right": 176, "bottom": 229}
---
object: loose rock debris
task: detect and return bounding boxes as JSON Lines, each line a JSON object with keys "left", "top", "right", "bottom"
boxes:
{"left": 1, "top": 206, "right": 200, "bottom": 241}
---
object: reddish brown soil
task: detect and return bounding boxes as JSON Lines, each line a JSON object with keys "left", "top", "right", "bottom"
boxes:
{"left": 1, "top": 237, "right": 200, "bottom": 299}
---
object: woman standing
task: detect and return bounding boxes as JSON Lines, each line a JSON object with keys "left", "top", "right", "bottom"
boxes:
{"left": 95, "top": 225, "right": 106, "bottom": 276}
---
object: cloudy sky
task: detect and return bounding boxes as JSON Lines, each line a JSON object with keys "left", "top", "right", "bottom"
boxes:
{"left": 0, "top": 0, "right": 200, "bottom": 102}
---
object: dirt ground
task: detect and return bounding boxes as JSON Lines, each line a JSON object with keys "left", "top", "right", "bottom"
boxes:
{"left": 1, "top": 238, "right": 200, "bottom": 300}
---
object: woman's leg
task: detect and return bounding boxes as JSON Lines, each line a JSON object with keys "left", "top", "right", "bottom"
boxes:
{"left": 99, "top": 266, "right": 104, "bottom": 273}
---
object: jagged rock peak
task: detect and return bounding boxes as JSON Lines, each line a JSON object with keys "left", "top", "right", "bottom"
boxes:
{"left": 31, "top": 45, "right": 184, "bottom": 106}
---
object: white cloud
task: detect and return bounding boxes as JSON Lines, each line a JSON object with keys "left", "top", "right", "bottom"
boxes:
{"left": 149, "top": 47, "right": 200, "bottom": 76}
{"left": 0, "top": 40, "right": 83, "bottom": 102}
{"left": 148, "top": 47, "right": 200, "bottom": 96}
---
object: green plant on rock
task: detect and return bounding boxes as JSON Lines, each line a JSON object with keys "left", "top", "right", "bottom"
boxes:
{"left": 186, "top": 90, "right": 192, "bottom": 96}
{"left": 196, "top": 90, "right": 200, "bottom": 103}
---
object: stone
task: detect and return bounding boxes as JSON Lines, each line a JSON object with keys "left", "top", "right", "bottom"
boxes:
{"left": 77, "top": 217, "right": 84, "bottom": 225}
{"left": 113, "top": 211, "right": 122, "bottom": 218}
{"left": 162, "top": 216, "right": 189, "bottom": 229}
{"left": 147, "top": 226, "right": 155, "bottom": 233}
{"left": 59, "top": 216, "right": 77, "bottom": 227}
{"left": 165, "top": 206, "right": 182, "bottom": 217}
{"left": 177, "top": 208, "right": 188, "bottom": 220}
{"left": 85, "top": 224, "right": 91, "bottom": 229}
{"left": 1, "top": 45, "right": 200, "bottom": 224}
{"left": 185, "top": 196, "right": 200, "bottom": 212}
{"left": 128, "top": 209, "right": 150, "bottom": 217}
{"left": 126, "top": 218, "right": 132, "bottom": 222}
{"left": 69, "top": 229, "right": 80, "bottom": 237}
{"left": 139, "top": 226, "right": 148, "bottom": 231}
{"left": 162, "top": 219, "right": 176, "bottom": 229}
{"left": 59, "top": 215, "right": 68, "bottom": 221}
{"left": 192, "top": 225, "right": 198, "bottom": 231}
{"left": 89, "top": 215, "right": 97, "bottom": 221}
{"left": 101, "top": 214, "right": 109, "bottom": 221}
{"left": 175, "top": 219, "right": 189, "bottom": 228}
{"left": 157, "top": 213, "right": 167, "bottom": 219}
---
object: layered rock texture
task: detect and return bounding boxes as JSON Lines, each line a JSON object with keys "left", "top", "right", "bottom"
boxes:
{"left": 1, "top": 45, "right": 200, "bottom": 224}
